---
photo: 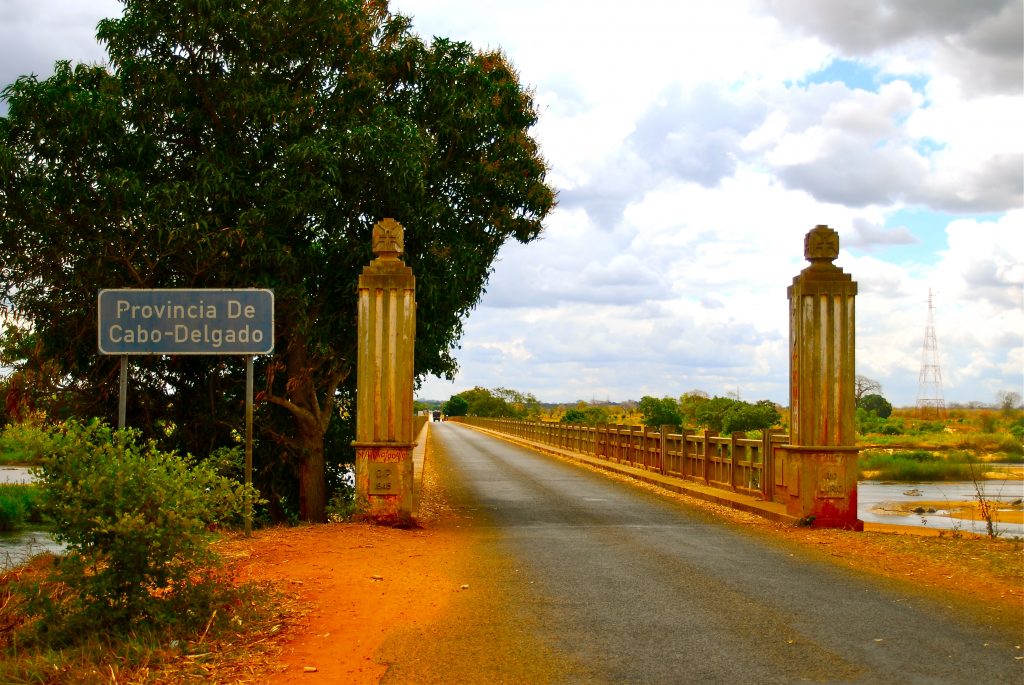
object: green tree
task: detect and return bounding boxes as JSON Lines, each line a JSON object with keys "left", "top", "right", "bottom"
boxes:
{"left": 453, "top": 386, "right": 538, "bottom": 419}
{"left": 0, "top": 1, "right": 554, "bottom": 521}
{"left": 638, "top": 396, "right": 682, "bottom": 429}
{"left": 492, "top": 387, "right": 542, "bottom": 420}
{"left": 694, "top": 396, "right": 737, "bottom": 432}
{"left": 442, "top": 394, "right": 468, "bottom": 417}
{"left": 720, "top": 399, "right": 781, "bottom": 434}
{"left": 678, "top": 390, "right": 709, "bottom": 425}
{"left": 694, "top": 396, "right": 780, "bottom": 433}
{"left": 857, "top": 393, "right": 893, "bottom": 419}
{"left": 560, "top": 402, "right": 610, "bottom": 426}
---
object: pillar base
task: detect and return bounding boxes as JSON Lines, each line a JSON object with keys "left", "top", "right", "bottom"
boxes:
{"left": 781, "top": 445, "right": 862, "bottom": 530}
{"left": 354, "top": 443, "right": 415, "bottom": 525}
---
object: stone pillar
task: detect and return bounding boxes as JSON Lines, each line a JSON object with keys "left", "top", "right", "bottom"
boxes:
{"left": 782, "top": 225, "right": 863, "bottom": 529}
{"left": 353, "top": 218, "right": 417, "bottom": 525}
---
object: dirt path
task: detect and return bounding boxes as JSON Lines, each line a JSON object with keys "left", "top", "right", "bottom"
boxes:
{"left": 219, "top": 427, "right": 1024, "bottom": 683}
{"left": 220, "top": 428, "right": 585, "bottom": 684}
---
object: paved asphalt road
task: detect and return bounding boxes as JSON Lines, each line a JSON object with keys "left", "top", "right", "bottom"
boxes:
{"left": 431, "top": 422, "right": 1023, "bottom": 685}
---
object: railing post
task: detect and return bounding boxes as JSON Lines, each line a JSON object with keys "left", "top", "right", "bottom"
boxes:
{"left": 681, "top": 429, "right": 692, "bottom": 477}
{"left": 660, "top": 425, "right": 671, "bottom": 476}
{"left": 730, "top": 432, "right": 739, "bottom": 490}
{"left": 702, "top": 430, "right": 712, "bottom": 484}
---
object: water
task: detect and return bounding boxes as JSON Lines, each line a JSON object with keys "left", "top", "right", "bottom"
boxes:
{"left": 0, "top": 466, "right": 62, "bottom": 570}
{"left": 859, "top": 479, "right": 1024, "bottom": 538}
{"left": 0, "top": 529, "right": 63, "bottom": 570}
{"left": 0, "top": 466, "right": 33, "bottom": 483}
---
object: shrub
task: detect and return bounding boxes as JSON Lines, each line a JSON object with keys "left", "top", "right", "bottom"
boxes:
{"left": 27, "top": 420, "right": 259, "bottom": 638}
{"left": 0, "top": 420, "right": 57, "bottom": 465}
{"left": 0, "top": 484, "right": 42, "bottom": 531}
{"left": 560, "top": 404, "right": 611, "bottom": 426}
{"left": 0, "top": 491, "right": 26, "bottom": 531}
{"left": 1008, "top": 417, "right": 1024, "bottom": 441}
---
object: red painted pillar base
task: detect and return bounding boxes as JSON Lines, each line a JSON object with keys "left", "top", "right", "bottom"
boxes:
{"left": 354, "top": 444, "right": 415, "bottom": 526}
{"left": 782, "top": 445, "right": 864, "bottom": 530}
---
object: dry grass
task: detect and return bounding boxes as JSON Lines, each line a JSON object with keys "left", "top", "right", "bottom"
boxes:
{"left": 0, "top": 549, "right": 289, "bottom": 685}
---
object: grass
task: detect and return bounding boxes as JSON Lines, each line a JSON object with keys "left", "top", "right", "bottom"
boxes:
{"left": 858, "top": 450, "right": 983, "bottom": 481}
{"left": 861, "top": 431, "right": 1024, "bottom": 455}
{"left": 0, "top": 485, "right": 42, "bottom": 532}
{"left": 0, "top": 557, "right": 284, "bottom": 685}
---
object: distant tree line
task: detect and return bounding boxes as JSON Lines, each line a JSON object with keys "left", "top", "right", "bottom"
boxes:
{"left": 442, "top": 386, "right": 541, "bottom": 420}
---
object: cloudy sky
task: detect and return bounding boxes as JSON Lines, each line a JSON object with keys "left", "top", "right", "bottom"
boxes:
{"left": 2, "top": 0, "right": 1022, "bottom": 407}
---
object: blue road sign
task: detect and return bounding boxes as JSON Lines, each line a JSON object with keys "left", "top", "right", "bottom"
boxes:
{"left": 98, "top": 289, "right": 274, "bottom": 355}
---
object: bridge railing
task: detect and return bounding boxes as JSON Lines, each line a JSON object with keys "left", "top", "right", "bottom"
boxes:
{"left": 454, "top": 417, "right": 789, "bottom": 501}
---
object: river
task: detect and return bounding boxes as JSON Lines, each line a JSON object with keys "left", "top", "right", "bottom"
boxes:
{"left": 859, "top": 479, "right": 1024, "bottom": 538}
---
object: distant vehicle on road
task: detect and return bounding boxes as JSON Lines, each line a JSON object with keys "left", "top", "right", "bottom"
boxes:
{"left": 432, "top": 410, "right": 442, "bottom": 422}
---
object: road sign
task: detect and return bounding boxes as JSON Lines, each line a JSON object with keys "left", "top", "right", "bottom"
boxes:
{"left": 98, "top": 289, "right": 274, "bottom": 355}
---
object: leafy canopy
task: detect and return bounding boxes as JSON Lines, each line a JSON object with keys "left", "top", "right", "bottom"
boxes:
{"left": 0, "top": 0, "right": 554, "bottom": 520}
{"left": 638, "top": 396, "right": 683, "bottom": 429}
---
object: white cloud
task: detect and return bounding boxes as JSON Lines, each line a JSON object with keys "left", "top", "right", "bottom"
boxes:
{"left": 3, "top": 0, "right": 1020, "bottom": 408}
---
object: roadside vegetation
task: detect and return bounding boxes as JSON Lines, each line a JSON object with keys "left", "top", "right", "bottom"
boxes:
{"left": 0, "top": 419, "right": 275, "bottom": 683}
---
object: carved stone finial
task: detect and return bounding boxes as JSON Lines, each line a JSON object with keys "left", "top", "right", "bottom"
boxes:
{"left": 372, "top": 218, "right": 404, "bottom": 259}
{"left": 804, "top": 224, "right": 840, "bottom": 264}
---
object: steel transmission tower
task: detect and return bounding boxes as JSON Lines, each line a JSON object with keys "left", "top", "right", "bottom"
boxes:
{"left": 916, "top": 289, "right": 946, "bottom": 418}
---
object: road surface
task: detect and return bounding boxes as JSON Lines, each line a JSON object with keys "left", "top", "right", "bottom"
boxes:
{"left": 425, "top": 422, "right": 1022, "bottom": 684}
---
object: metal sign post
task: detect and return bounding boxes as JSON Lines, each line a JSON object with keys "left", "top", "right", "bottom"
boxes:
{"left": 118, "top": 356, "right": 128, "bottom": 430}
{"left": 245, "top": 354, "right": 254, "bottom": 536}
{"left": 98, "top": 289, "right": 274, "bottom": 536}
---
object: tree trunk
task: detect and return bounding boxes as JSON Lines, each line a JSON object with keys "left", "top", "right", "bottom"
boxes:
{"left": 265, "top": 334, "right": 347, "bottom": 523}
{"left": 296, "top": 420, "right": 328, "bottom": 522}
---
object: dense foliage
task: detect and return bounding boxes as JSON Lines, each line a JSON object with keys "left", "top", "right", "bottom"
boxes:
{"left": 0, "top": 484, "right": 41, "bottom": 531}
{"left": 857, "top": 393, "right": 893, "bottom": 418}
{"left": 637, "top": 396, "right": 683, "bottom": 429}
{"left": 26, "top": 420, "right": 256, "bottom": 637}
{"left": 0, "top": 0, "right": 554, "bottom": 520}
{"left": 560, "top": 403, "right": 611, "bottom": 426}
{"left": 451, "top": 386, "right": 542, "bottom": 420}
{"left": 442, "top": 394, "right": 469, "bottom": 417}
{"left": 693, "top": 397, "right": 781, "bottom": 434}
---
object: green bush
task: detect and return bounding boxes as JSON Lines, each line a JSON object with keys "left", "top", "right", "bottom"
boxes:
{"left": 0, "top": 421, "right": 56, "bottom": 465}
{"left": 0, "top": 484, "right": 42, "bottom": 530}
{"left": 1009, "top": 418, "right": 1024, "bottom": 442}
{"left": 0, "top": 491, "right": 26, "bottom": 531}
{"left": 560, "top": 405, "right": 611, "bottom": 426}
{"left": 27, "top": 420, "right": 260, "bottom": 638}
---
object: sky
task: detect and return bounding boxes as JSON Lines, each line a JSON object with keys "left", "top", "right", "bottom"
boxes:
{"left": 1, "top": 0, "right": 1022, "bottom": 408}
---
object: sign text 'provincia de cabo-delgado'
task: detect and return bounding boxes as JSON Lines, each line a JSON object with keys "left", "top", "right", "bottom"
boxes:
{"left": 97, "top": 289, "right": 274, "bottom": 355}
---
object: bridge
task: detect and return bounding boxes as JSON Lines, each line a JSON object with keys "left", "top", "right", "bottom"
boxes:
{"left": 384, "top": 420, "right": 1021, "bottom": 682}
{"left": 348, "top": 220, "right": 1022, "bottom": 682}
{"left": 356, "top": 222, "right": 861, "bottom": 530}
